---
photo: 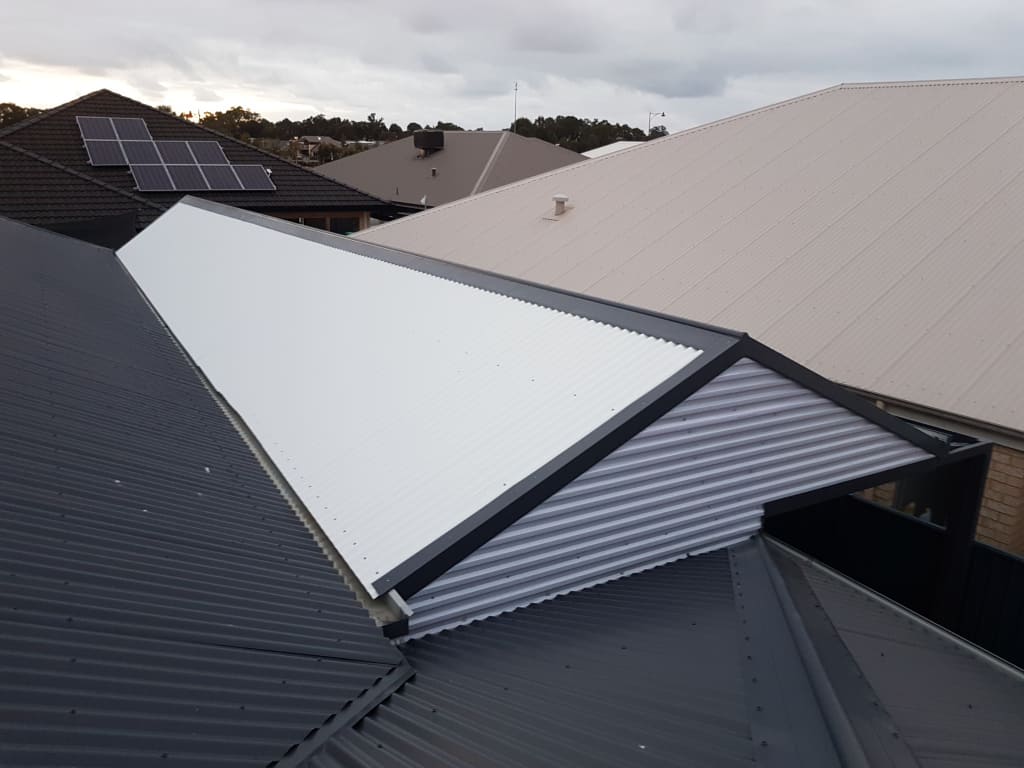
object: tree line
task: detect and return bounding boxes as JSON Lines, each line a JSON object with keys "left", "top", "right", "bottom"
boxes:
{"left": 0, "top": 101, "right": 667, "bottom": 159}
{"left": 176, "top": 106, "right": 666, "bottom": 156}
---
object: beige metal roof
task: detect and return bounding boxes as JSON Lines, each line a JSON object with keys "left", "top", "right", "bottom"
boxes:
{"left": 582, "top": 140, "right": 644, "bottom": 158}
{"left": 359, "top": 77, "right": 1024, "bottom": 436}
{"left": 316, "top": 131, "right": 583, "bottom": 207}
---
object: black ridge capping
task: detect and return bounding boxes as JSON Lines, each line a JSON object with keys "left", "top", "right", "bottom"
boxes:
{"left": 266, "top": 662, "right": 415, "bottom": 768}
{"left": 729, "top": 538, "right": 844, "bottom": 767}
{"left": 161, "top": 199, "right": 951, "bottom": 602}
{"left": 766, "top": 539, "right": 922, "bottom": 767}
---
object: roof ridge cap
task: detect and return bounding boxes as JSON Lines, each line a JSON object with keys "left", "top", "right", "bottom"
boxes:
{"left": 470, "top": 131, "right": 509, "bottom": 194}
{"left": 837, "top": 75, "right": 1024, "bottom": 89}
{"left": 0, "top": 89, "right": 107, "bottom": 139}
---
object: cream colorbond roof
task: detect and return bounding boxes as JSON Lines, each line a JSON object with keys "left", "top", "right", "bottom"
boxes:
{"left": 359, "top": 77, "right": 1024, "bottom": 436}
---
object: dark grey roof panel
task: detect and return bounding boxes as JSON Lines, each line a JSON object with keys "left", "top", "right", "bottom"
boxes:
{"left": 787, "top": 547, "right": 1024, "bottom": 768}
{"left": 0, "top": 217, "right": 405, "bottom": 768}
{"left": 301, "top": 550, "right": 758, "bottom": 768}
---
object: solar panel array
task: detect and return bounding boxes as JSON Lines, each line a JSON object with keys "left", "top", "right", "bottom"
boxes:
{"left": 76, "top": 116, "right": 276, "bottom": 192}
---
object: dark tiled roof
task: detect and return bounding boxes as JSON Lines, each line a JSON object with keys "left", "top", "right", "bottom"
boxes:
{"left": 0, "top": 89, "right": 384, "bottom": 218}
{"left": 0, "top": 217, "right": 408, "bottom": 768}
{"left": 297, "top": 546, "right": 840, "bottom": 768}
{"left": 0, "top": 141, "right": 163, "bottom": 228}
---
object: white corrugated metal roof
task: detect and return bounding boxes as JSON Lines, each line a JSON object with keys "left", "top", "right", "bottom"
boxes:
{"left": 359, "top": 77, "right": 1024, "bottom": 436}
{"left": 118, "top": 201, "right": 701, "bottom": 597}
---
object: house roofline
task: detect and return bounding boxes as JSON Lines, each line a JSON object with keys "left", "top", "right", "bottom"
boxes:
{"left": 1, "top": 89, "right": 388, "bottom": 207}
{"left": 160, "top": 199, "right": 949, "bottom": 602}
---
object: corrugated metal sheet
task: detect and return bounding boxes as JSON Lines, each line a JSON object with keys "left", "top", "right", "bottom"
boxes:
{"left": 359, "top": 77, "right": 1024, "bottom": 436}
{"left": 0, "top": 217, "right": 405, "bottom": 768}
{"left": 119, "top": 201, "right": 701, "bottom": 598}
{"left": 791, "top": 551, "right": 1024, "bottom": 768}
{"left": 301, "top": 549, "right": 760, "bottom": 768}
{"left": 403, "top": 358, "right": 931, "bottom": 637}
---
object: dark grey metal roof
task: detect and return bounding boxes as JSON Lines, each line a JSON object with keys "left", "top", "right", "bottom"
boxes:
{"left": 0, "top": 216, "right": 408, "bottom": 768}
{"left": 779, "top": 545, "right": 1024, "bottom": 768}
{"left": 294, "top": 544, "right": 844, "bottom": 768}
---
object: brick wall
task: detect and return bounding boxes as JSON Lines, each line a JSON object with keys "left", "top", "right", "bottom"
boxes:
{"left": 856, "top": 445, "right": 1024, "bottom": 556}
{"left": 859, "top": 482, "right": 896, "bottom": 507}
{"left": 978, "top": 444, "right": 1024, "bottom": 554}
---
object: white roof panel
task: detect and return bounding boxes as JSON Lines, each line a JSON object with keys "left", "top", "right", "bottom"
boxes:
{"left": 118, "top": 202, "right": 701, "bottom": 597}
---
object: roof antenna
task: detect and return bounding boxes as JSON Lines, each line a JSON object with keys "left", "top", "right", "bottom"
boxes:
{"left": 512, "top": 81, "right": 518, "bottom": 134}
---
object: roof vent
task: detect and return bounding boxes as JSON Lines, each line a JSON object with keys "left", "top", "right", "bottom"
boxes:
{"left": 414, "top": 130, "right": 444, "bottom": 156}
{"left": 552, "top": 193, "right": 569, "bottom": 216}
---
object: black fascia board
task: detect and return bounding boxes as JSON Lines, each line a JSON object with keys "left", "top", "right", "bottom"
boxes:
{"left": 763, "top": 441, "right": 991, "bottom": 518}
{"left": 374, "top": 341, "right": 744, "bottom": 597}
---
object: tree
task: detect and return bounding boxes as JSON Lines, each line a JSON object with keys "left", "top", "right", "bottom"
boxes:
{"left": 406, "top": 121, "right": 423, "bottom": 133}
{"left": 155, "top": 105, "right": 174, "bottom": 114}
{"left": 430, "top": 121, "right": 464, "bottom": 131}
{"left": 649, "top": 125, "right": 668, "bottom": 139}
{"left": 199, "top": 106, "right": 270, "bottom": 140}
{"left": 0, "top": 102, "right": 43, "bottom": 129}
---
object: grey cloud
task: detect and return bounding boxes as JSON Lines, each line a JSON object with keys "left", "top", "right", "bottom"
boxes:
{"left": 509, "top": 22, "right": 600, "bottom": 54}
{"left": 6, "top": 0, "right": 1024, "bottom": 133}
{"left": 609, "top": 60, "right": 728, "bottom": 99}
{"left": 419, "top": 52, "right": 458, "bottom": 75}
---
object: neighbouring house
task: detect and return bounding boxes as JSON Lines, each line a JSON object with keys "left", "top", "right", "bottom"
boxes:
{"left": 296, "top": 134, "right": 345, "bottom": 164}
{"left": 316, "top": 129, "right": 584, "bottom": 214}
{"left": 3, "top": 206, "right": 1023, "bottom": 767}
{"left": 0, "top": 89, "right": 391, "bottom": 246}
{"left": 582, "top": 139, "right": 644, "bottom": 158}
{"left": 359, "top": 76, "right": 1024, "bottom": 555}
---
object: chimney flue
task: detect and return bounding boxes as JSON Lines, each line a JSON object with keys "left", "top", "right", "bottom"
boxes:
{"left": 552, "top": 193, "right": 569, "bottom": 216}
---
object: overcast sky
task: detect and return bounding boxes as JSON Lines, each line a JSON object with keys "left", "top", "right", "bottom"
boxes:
{"left": 3, "top": 1, "right": 1023, "bottom": 132}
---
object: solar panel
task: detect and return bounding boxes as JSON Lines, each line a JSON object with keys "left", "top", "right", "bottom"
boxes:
{"left": 233, "top": 165, "right": 276, "bottom": 191}
{"left": 112, "top": 117, "right": 152, "bottom": 141}
{"left": 200, "top": 165, "right": 242, "bottom": 191}
{"left": 188, "top": 141, "right": 229, "bottom": 164}
{"left": 122, "top": 141, "right": 161, "bottom": 164}
{"left": 83, "top": 139, "right": 127, "bottom": 166}
{"left": 156, "top": 141, "right": 194, "bottom": 164}
{"left": 167, "top": 165, "right": 210, "bottom": 191}
{"left": 130, "top": 164, "right": 174, "bottom": 192}
{"left": 76, "top": 116, "right": 116, "bottom": 140}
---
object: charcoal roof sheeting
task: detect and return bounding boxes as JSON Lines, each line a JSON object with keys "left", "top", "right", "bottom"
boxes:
{"left": 0, "top": 89, "right": 383, "bottom": 215}
{"left": 303, "top": 549, "right": 758, "bottom": 768}
{"left": 790, "top": 551, "right": 1024, "bottom": 767}
{"left": 0, "top": 217, "right": 406, "bottom": 768}
{"left": 297, "top": 542, "right": 858, "bottom": 768}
